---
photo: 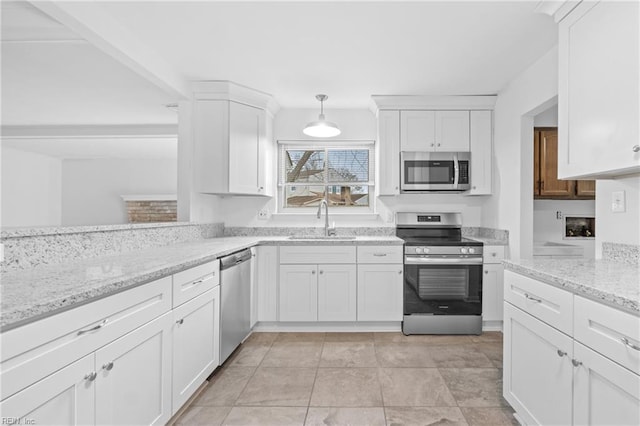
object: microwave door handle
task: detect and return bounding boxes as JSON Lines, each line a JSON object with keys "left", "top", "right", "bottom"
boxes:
{"left": 453, "top": 153, "right": 459, "bottom": 189}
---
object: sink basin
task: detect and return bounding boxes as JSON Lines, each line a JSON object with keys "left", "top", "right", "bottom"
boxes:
{"left": 288, "top": 236, "right": 356, "bottom": 240}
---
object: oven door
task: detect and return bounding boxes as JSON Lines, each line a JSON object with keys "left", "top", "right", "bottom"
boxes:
{"left": 403, "top": 257, "right": 482, "bottom": 316}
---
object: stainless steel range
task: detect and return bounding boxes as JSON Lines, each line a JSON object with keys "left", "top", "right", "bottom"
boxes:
{"left": 397, "top": 212, "right": 483, "bottom": 335}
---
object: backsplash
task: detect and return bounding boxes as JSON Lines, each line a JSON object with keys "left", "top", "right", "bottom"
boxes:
{"left": 224, "top": 226, "right": 396, "bottom": 237}
{"left": 602, "top": 242, "right": 640, "bottom": 265}
{"left": 1, "top": 222, "right": 224, "bottom": 272}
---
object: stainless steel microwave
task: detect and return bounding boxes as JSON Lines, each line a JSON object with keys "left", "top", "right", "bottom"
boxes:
{"left": 400, "top": 152, "right": 470, "bottom": 192}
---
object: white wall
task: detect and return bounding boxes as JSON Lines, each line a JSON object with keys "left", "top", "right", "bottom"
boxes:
{"left": 62, "top": 158, "right": 177, "bottom": 225}
{"left": 533, "top": 104, "right": 558, "bottom": 127}
{"left": 533, "top": 199, "right": 596, "bottom": 258}
{"left": 484, "top": 46, "right": 559, "bottom": 259}
{"left": 1, "top": 147, "right": 62, "bottom": 227}
{"left": 595, "top": 176, "right": 640, "bottom": 257}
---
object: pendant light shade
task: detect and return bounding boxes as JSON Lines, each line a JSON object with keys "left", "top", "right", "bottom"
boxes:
{"left": 303, "top": 94, "right": 341, "bottom": 137}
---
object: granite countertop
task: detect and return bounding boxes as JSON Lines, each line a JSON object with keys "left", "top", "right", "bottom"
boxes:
{"left": 467, "top": 237, "right": 509, "bottom": 246}
{"left": 503, "top": 258, "right": 640, "bottom": 315}
{"left": 0, "top": 236, "right": 403, "bottom": 331}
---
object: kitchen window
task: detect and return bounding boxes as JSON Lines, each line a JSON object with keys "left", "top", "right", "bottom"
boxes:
{"left": 278, "top": 141, "right": 375, "bottom": 212}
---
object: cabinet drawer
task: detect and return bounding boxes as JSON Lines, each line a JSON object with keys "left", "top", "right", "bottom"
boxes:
{"left": 504, "top": 271, "right": 573, "bottom": 335}
{"left": 483, "top": 245, "right": 505, "bottom": 263}
{"left": 279, "top": 246, "right": 356, "bottom": 264}
{"left": 574, "top": 296, "right": 640, "bottom": 374}
{"left": 0, "top": 276, "right": 172, "bottom": 400}
{"left": 172, "top": 260, "right": 219, "bottom": 307}
{"left": 357, "top": 246, "right": 403, "bottom": 264}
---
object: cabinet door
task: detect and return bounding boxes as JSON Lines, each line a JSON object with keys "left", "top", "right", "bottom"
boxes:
{"left": 559, "top": 1, "right": 640, "bottom": 178}
{"left": 534, "top": 130, "right": 541, "bottom": 196}
{"left": 357, "top": 264, "right": 403, "bottom": 321}
{"left": 481, "top": 264, "right": 503, "bottom": 323}
{"left": 257, "top": 246, "right": 279, "bottom": 322}
{"left": 95, "top": 313, "right": 172, "bottom": 426}
{"left": 576, "top": 180, "right": 596, "bottom": 198}
{"left": 468, "top": 110, "right": 492, "bottom": 195}
{"left": 172, "top": 288, "right": 219, "bottom": 414}
{"left": 0, "top": 355, "right": 95, "bottom": 425}
{"left": 229, "top": 101, "right": 262, "bottom": 194}
{"left": 279, "top": 265, "right": 318, "bottom": 321}
{"left": 573, "top": 342, "right": 640, "bottom": 426}
{"left": 503, "top": 303, "right": 573, "bottom": 426}
{"left": 377, "top": 110, "right": 400, "bottom": 195}
{"left": 400, "top": 110, "right": 436, "bottom": 151}
{"left": 435, "top": 111, "right": 470, "bottom": 151}
{"left": 539, "top": 129, "right": 575, "bottom": 197}
{"left": 317, "top": 264, "right": 357, "bottom": 321}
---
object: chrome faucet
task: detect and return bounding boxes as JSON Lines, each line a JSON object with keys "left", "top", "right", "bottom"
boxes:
{"left": 317, "top": 199, "right": 336, "bottom": 237}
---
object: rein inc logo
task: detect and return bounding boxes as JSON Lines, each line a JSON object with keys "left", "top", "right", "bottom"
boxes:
{"left": 2, "top": 419, "right": 35, "bottom": 425}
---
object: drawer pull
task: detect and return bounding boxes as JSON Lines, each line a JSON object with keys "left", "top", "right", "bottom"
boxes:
{"left": 491, "top": 253, "right": 497, "bottom": 257}
{"left": 621, "top": 337, "right": 640, "bottom": 351}
{"left": 84, "top": 372, "right": 97, "bottom": 382}
{"left": 571, "top": 359, "right": 582, "bottom": 367}
{"left": 373, "top": 253, "right": 387, "bottom": 257}
{"left": 192, "top": 279, "right": 204, "bottom": 285}
{"left": 77, "top": 319, "right": 108, "bottom": 335}
{"left": 176, "top": 318, "right": 184, "bottom": 325}
{"left": 524, "top": 293, "right": 542, "bottom": 303}
{"left": 557, "top": 349, "right": 567, "bottom": 358}
{"left": 102, "top": 362, "right": 114, "bottom": 371}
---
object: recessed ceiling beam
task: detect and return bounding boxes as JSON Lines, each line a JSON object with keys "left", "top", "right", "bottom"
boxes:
{"left": 28, "top": 0, "right": 190, "bottom": 100}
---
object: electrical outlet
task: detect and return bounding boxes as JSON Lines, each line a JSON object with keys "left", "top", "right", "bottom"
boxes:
{"left": 258, "top": 208, "right": 269, "bottom": 220}
{"left": 612, "top": 191, "right": 626, "bottom": 213}
{"left": 556, "top": 211, "right": 562, "bottom": 220}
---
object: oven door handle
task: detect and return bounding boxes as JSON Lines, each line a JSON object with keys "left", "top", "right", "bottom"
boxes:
{"left": 404, "top": 256, "right": 483, "bottom": 265}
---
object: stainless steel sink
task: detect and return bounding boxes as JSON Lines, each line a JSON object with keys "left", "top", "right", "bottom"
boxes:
{"left": 287, "top": 236, "right": 356, "bottom": 240}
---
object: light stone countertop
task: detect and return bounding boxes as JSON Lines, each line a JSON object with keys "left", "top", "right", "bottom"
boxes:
{"left": 503, "top": 258, "right": 640, "bottom": 315}
{"left": 466, "top": 237, "right": 508, "bottom": 246}
{"left": 0, "top": 236, "right": 403, "bottom": 331}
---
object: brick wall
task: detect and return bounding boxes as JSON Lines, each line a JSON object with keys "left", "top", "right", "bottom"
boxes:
{"left": 125, "top": 200, "right": 177, "bottom": 223}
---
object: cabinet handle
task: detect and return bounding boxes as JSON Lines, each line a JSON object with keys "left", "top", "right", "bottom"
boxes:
{"left": 77, "top": 319, "right": 108, "bottom": 336}
{"left": 633, "top": 145, "right": 640, "bottom": 153}
{"left": 491, "top": 253, "right": 497, "bottom": 257}
{"left": 395, "top": 186, "right": 399, "bottom": 190}
{"left": 398, "top": 270, "right": 402, "bottom": 274}
{"left": 437, "top": 143, "right": 441, "bottom": 147}
{"left": 472, "top": 186, "right": 476, "bottom": 190}
{"left": 541, "top": 181, "right": 545, "bottom": 190}
{"left": 557, "top": 349, "right": 567, "bottom": 358}
{"left": 102, "top": 362, "right": 114, "bottom": 371}
{"left": 571, "top": 359, "right": 582, "bottom": 367}
{"left": 373, "top": 253, "right": 387, "bottom": 257}
{"left": 430, "top": 143, "right": 435, "bottom": 147}
{"left": 319, "top": 270, "right": 324, "bottom": 275}
{"left": 312, "top": 270, "right": 316, "bottom": 275}
{"left": 176, "top": 318, "right": 184, "bottom": 325}
{"left": 621, "top": 337, "right": 640, "bottom": 351}
{"left": 524, "top": 293, "right": 542, "bottom": 303}
{"left": 84, "top": 372, "right": 97, "bottom": 382}
{"left": 192, "top": 279, "right": 204, "bottom": 285}
{"left": 484, "top": 270, "right": 488, "bottom": 274}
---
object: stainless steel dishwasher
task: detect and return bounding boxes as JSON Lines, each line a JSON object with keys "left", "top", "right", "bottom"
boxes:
{"left": 219, "top": 248, "right": 252, "bottom": 363}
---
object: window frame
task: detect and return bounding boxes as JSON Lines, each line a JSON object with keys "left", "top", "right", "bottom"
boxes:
{"left": 277, "top": 140, "right": 376, "bottom": 214}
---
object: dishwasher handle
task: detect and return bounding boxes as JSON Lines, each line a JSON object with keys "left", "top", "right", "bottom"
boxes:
{"left": 220, "top": 249, "right": 253, "bottom": 270}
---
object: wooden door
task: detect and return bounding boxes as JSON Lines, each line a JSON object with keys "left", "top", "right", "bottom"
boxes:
{"left": 534, "top": 130, "right": 541, "bottom": 196}
{"left": 317, "top": 264, "right": 357, "bottom": 321}
{"left": 95, "top": 313, "right": 172, "bottom": 426}
{"left": 538, "top": 129, "right": 575, "bottom": 197}
{"left": 576, "top": 180, "right": 596, "bottom": 198}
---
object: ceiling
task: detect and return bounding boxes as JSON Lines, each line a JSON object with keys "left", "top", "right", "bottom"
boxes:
{"left": 1, "top": 0, "right": 558, "bottom": 157}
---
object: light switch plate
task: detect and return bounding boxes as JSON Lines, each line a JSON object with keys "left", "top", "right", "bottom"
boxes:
{"left": 612, "top": 191, "right": 626, "bottom": 213}
{"left": 258, "top": 208, "right": 269, "bottom": 220}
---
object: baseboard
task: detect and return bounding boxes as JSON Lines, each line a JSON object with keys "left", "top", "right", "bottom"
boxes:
{"left": 482, "top": 320, "right": 504, "bottom": 332}
{"left": 252, "top": 321, "right": 402, "bottom": 332}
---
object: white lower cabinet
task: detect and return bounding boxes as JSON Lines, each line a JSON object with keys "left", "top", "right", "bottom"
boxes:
{"left": 317, "top": 264, "right": 357, "bottom": 321}
{"left": 481, "top": 245, "right": 505, "bottom": 326}
{"left": 171, "top": 287, "right": 220, "bottom": 415}
{"left": 0, "top": 354, "right": 95, "bottom": 425}
{"left": 504, "top": 270, "right": 640, "bottom": 426}
{"left": 356, "top": 264, "right": 403, "bottom": 321}
{"left": 95, "top": 313, "right": 172, "bottom": 426}
{"left": 503, "top": 302, "right": 573, "bottom": 426}
{"left": 256, "top": 245, "right": 278, "bottom": 322}
{"left": 279, "top": 265, "right": 318, "bottom": 321}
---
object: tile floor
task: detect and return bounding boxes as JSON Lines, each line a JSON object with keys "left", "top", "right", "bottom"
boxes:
{"left": 174, "top": 331, "right": 517, "bottom": 426}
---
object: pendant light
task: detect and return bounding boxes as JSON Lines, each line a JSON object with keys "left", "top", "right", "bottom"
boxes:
{"left": 303, "top": 94, "right": 341, "bottom": 138}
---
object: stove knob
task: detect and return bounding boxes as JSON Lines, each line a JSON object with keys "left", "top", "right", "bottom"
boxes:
{"left": 460, "top": 248, "right": 469, "bottom": 254}
{"left": 415, "top": 247, "right": 424, "bottom": 254}
{"left": 468, "top": 248, "right": 476, "bottom": 254}
{"left": 423, "top": 248, "right": 430, "bottom": 254}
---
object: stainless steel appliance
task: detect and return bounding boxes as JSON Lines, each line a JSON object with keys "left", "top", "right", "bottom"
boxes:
{"left": 219, "top": 248, "right": 252, "bottom": 363}
{"left": 400, "top": 152, "right": 470, "bottom": 192}
{"left": 397, "top": 212, "right": 483, "bottom": 335}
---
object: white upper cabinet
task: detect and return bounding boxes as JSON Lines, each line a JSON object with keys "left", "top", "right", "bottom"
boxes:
{"left": 377, "top": 110, "right": 401, "bottom": 196}
{"left": 400, "top": 111, "right": 470, "bottom": 152}
{"left": 468, "top": 111, "right": 493, "bottom": 195}
{"left": 558, "top": 0, "right": 640, "bottom": 178}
